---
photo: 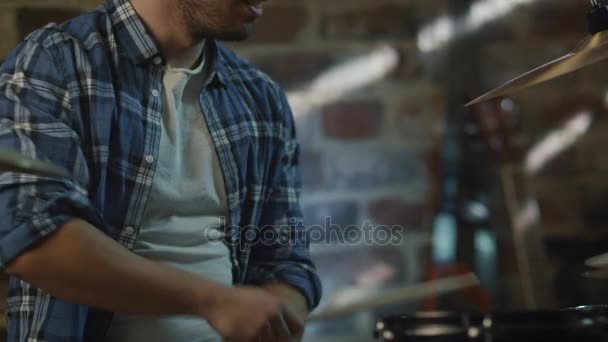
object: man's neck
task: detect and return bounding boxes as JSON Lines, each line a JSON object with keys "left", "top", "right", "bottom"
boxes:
{"left": 167, "top": 40, "right": 206, "bottom": 70}
{"left": 130, "top": 0, "right": 203, "bottom": 62}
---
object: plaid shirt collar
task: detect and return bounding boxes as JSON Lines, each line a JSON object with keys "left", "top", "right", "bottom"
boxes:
{"left": 105, "top": 0, "right": 226, "bottom": 86}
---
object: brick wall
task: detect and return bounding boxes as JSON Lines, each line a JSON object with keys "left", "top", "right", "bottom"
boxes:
{"left": 2, "top": 0, "right": 608, "bottom": 339}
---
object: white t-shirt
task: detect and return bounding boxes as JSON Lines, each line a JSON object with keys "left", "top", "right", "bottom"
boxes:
{"left": 106, "top": 41, "right": 232, "bottom": 342}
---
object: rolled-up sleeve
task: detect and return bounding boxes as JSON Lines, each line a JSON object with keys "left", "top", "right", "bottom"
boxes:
{"left": 0, "top": 38, "right": 103, "bottom": 270}
{"left": 244, "top": 86, "right": 322, "bottom": 310}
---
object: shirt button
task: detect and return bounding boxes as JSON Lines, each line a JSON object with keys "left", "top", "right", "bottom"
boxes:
{"left": 152, "top": 89, "right": 160, "bottom": 97}
{"left": 144, "top": 155, "right": 155, "bottom": 163}
{"left": 153, "top": 56, "right": 162, "bottom": 65}
{"left": 124, "top": 226, "right": 135, "bottom": 235}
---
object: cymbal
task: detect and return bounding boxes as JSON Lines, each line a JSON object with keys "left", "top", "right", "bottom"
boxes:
{"left": 0, "top": 149, "right": 68, "bottom": 178}
{"left": 467, "top": 31, "right": 608, "bottom": 106}
{"left": 586, "top": 252, "right": 608, "bottom": 269}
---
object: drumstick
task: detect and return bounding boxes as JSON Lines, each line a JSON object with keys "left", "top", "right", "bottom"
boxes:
{"left": 307, "top": 273, "right": 480, "bottom": 321}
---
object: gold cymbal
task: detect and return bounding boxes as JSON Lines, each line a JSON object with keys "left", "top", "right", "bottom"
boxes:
{"left": 467, "top": 31, "right": 608, "bottom": 106}
{"left": 0, "top": 149, "right": 68, "bottom": 178}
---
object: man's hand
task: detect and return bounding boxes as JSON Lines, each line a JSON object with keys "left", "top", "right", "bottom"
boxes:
{"left": 262, "top": 283, "right": 309, "bottom": 321}
{"left": 204, "top": 286, "right": 304, "bottom": 342}
{"left": 259, "top": 283, "right": 309, "bottom": 342}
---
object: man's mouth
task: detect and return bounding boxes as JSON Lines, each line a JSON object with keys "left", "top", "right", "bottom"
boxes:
{"left": 244, "top": 0, "right": 265, "bottom": 18}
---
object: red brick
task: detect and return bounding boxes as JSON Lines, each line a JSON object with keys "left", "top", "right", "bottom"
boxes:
{"left": 526, "top": 1, "right": 588, "bottom": 38}
{"left": 18, "top": 8, "right": 81, "bottom": 39}
{"left": 367, "top": 197, "right": 427, "bottom": 229}
{"left": 322, "top": 100, "right": 384, "bottom": 139}
{"left": 320, "top": 3, "right": 438, "bottom": 41}
{"left": 390, "top": 47, "right": 424, "bottom": 82}
{"left": 577, "top": 125, "right": 608, "bottom": 172}
{"left": 250, "top": 5, "right": 309, "bottom": 44}
{"left": 324, "top": 146, "right": 427, "bottom": 190}
{"left": 581, "top": 189, "right": 608, "bottom": 229}
{"left": 497, "top": 239, "right": 519, "bottom": 274}
{"left": 312, "top": 245, "right": 406, "bottom": 291}
{"left": 536, "top": 185, "right": 581, "bottom": 230}
{"left": 301, "top": 202, "right": 358, "bottom": 230}
{"left": 539, "top": 93, "right": 605, "bottom": 127}
{"left": 400, "top": 90, "right": 444, "bottom": 118}
{"left": 477, "top": 20, "right": 518, "bottom": 42}
{"left": 537, "top": 148, "right": 581, "bottom": 178}
{"left": 398, "top": 91, "right": 444, "bottom": 148}
{"left": 300, "top": 150, "right": 324, "bottom": 191}
{"left": 251, "top": 52, "right": 334, "bottom": 88}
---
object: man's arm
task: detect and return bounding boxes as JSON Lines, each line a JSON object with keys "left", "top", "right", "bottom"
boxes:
{"left": 6, "top": 218, "right": 293, "bottom": 342}
{"left": 7, "top": 218, "right": 228, "bottom": 317}
{"left": 245, "top": 84, "right": 322, "bottom": 314}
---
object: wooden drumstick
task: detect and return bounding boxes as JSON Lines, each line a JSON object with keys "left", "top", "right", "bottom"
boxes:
{"left": 307, "top": 273, "right": 480, "bottom": 321}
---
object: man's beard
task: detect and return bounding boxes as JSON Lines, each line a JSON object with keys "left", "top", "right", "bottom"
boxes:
{"left": 195, "top": 23, "right": 255, "bottom": 42}
{"left": 178, "top": 0, "right": 255, "bottom": 41}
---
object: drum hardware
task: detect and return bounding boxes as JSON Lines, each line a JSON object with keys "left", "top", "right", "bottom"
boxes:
{"left": 461, "top": 98, "right": 553, "bottom": 308}
{"left": 375, "top": 306, "right": 608, "bottom": 341}
{"left": 467, "top": 1, "right": 608, "bottom": 106}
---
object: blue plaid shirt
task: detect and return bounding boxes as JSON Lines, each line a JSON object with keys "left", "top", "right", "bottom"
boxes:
{"left": 0, "top": 0, "right": 321, "bottom": 340}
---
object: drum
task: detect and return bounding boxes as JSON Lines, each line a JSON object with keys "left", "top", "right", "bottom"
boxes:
{"left": 374, "top": 306, "right": 608, "bottom": 341}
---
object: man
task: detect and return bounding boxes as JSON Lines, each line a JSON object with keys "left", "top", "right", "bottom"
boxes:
{"left": 0, "top": 0, "right": 322, "bottom": 341}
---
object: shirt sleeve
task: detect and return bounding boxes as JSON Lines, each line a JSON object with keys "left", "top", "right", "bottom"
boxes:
{"left": 0, "top": 37, "right": 104, "bottom": 271}
{"left": 244, "top": 84, "right": 322, "bottom": 310}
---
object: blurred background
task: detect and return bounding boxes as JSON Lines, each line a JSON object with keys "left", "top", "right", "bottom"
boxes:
{"left": 1, "top": 0, "right": 608, "bottom": 341}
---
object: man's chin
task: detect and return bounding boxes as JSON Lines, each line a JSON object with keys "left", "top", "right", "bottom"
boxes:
{"left": 215, "top": 23, "right": 255, "bottom": 42}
